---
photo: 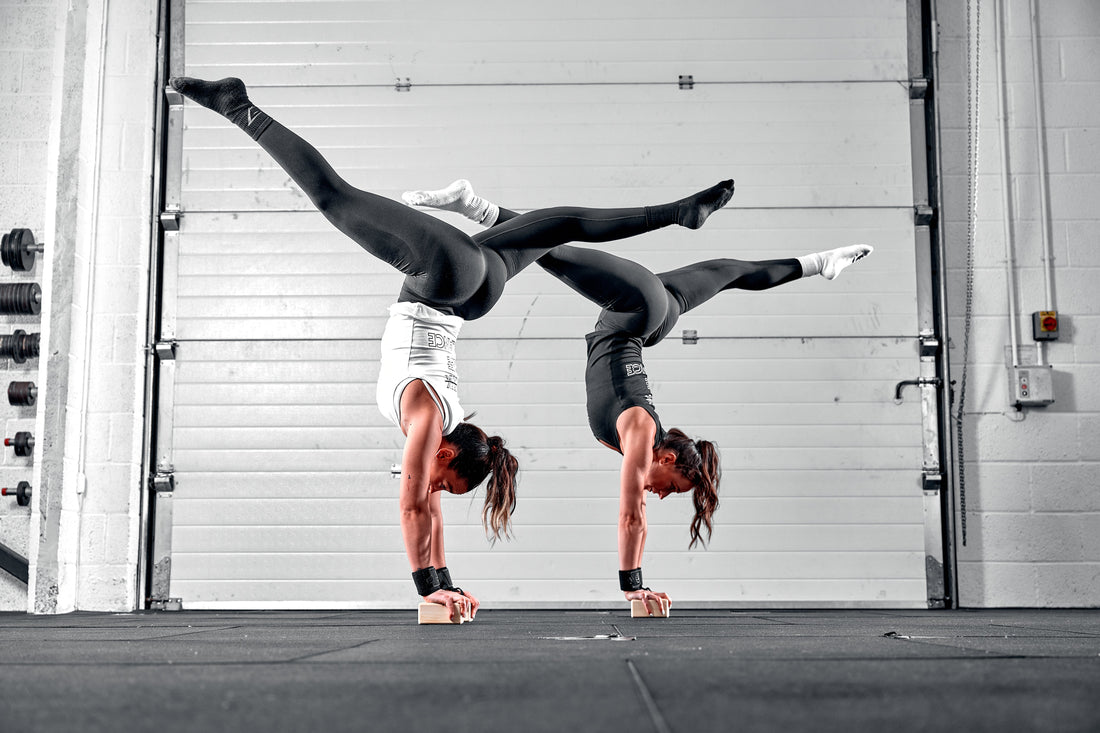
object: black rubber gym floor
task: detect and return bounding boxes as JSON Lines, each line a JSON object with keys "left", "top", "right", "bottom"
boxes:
{"left": 1, "top": 608, "right": 1098, "bottom": 732}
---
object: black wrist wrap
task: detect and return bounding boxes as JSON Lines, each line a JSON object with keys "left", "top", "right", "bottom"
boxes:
{"left": 619, "top": 568, "right": 643, "bottom": 592}
{"left": 437, "top": 566, "right": 453, "bottom": 590}
{"left": 438, "top": 567, "right": 465, "bottom": 595}
{"left": 412, "top": 566, "right": 441, "bottom": 596}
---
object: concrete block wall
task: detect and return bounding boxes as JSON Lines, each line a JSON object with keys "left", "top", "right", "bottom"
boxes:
{"left": 56, "top": 0, "right": 157, "bottom": 611}
{"left": 0, "top": 0, "right": 58, "bottom": 610}
{"left": 0, "top": 0, "right": 157, "bottom": 612}
{"left": 937, "top": 0, "right": 1100, "bottom": 606}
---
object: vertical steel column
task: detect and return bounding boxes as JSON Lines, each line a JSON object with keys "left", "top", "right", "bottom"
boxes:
{"left": 908, "top": 0, "right": 951, "bottom": 609}
{"left": 140, "top": 0, "right": 183, "bottom": 610}
{"left": 927, "top": 0, "right": 960, "bottom": 609}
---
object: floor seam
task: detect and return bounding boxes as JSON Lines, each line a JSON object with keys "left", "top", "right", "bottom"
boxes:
{"left": 287, "top": 638, "right": 381, "bottom": 663}
{"left": 626, "top": 659, "right": 674, "bottom": 733}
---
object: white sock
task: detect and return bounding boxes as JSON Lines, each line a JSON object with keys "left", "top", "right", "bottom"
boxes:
{"left": 798, "top": 244, "right": 873, "bottom": 280}
{"left": 402, "top": 179, "right": 499, "bottom": 227}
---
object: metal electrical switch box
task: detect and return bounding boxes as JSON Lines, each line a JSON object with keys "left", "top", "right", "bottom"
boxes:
{"left": 1032, "top": 311, "right": 1059, "bottom": 340}
{"left": 1008, "top": 365, "right": 1054, "bottom": 407}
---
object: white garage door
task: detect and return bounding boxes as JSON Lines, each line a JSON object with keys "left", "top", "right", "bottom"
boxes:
{"left": 162, "top": 0, "right": 930, "bottom": 608}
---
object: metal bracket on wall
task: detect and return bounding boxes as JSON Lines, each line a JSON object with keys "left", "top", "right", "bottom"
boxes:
{"left": 678, "top": 74, "right": 694, "bottom": 90}
{"left": 919, "top": 332, "right": 940, "bottom": 358}
{"left": 914, "top": 204, "right": 934, "bottom": 226}
{"left": 681, "top": 329, "right": 698, "bottom": 345}
{"left": 395, "top": 77, "right": 412, "bottom": 92}
{"left": 151, "top": 472, "right": 175, "bottom": 493}
{"left": 154, "top": 340, "right": 178, "bottom": 361}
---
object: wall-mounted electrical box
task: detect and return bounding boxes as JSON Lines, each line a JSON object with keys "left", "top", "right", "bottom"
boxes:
{"left": 1032, "top": 311, "right": 1059, "bottom": 341}
{"left": 1008, "top": 365, "right": 1054, "bottom": 407}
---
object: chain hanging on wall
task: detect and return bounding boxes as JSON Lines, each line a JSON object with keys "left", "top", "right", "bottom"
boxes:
{"left": 956, "top": 0, "right": 982, "bottom": 546}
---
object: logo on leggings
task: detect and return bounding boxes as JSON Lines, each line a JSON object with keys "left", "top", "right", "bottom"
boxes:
{"left": 624, "top": 363, "right": 645, "bottom": 377}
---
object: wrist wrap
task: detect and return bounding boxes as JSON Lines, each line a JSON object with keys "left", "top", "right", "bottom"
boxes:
{"left": 437, "top": 566, "right": 453, "bottom": 590}
{"left": 619, "top": 568, "right": 643, "bottom": 592}
{"left": 412, "top": 566, "right": 441, "bottom": 596}
{"left": 437, "top": 566, "right": 463, "bottom": 595}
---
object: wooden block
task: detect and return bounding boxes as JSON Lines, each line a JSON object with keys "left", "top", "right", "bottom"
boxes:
{"left": 418, "top": 602, "right": 473, "bottom": 625}
{"left": 630, "top": 599, "right": 671, "bottom": 618}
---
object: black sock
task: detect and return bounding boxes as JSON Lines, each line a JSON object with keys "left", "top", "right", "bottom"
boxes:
{"left": 644, "top": 179, "right": 735, "bottom": 230}
{"left": 169, "top": 76, "right": 273, "bottom": 141}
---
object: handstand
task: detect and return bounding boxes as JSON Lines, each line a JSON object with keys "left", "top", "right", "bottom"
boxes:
{"left": 169, "top": 78, "right": 736, "bottom": 619}
{"left": 404, "top": 179, "right": 872, "bottom": 614}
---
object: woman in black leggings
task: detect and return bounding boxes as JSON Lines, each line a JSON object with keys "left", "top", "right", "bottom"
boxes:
{"left": 406, "top": 180, "right": 871, "bottom": 613}
{"left": 169, "top": 77, "right": 735, "bottom": 618}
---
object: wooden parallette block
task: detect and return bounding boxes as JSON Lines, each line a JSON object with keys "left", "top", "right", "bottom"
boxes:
{"left": 630, "top": 598, "right": 671, "bottom": 618}
{"left": 418, "top": 602, "right": 473, "bottom": 625}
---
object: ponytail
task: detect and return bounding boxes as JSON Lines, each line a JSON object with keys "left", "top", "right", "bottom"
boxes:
{"left": 445, "top": 422, "right": 519, "bottom": 541}
{"left": 656, "top": 428, "right": 722, "bottom": 548}
{"left": 482, "top": 436, "right": 519, "bottom": 541}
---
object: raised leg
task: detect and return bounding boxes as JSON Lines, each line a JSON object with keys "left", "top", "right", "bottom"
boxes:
{"left": 471, "top": 180, "right": 736, "bottom": 279}
{"left": 169, "top": 76, "right": 488, "bottom": 306}
{"left": 658, "top": 258, "right": 804, "bottom": 315}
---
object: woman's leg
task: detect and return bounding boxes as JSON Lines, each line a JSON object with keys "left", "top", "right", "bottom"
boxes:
{"left": 645, "top": 245, "right": 874, "bottom": 345}
{"left": 470, "top": 180, "right": 734, "bottom": 280}
{"left": 658, "top": 243, "right": 874, "bottom": 315}
{"left": 169, "top": 77, "right": 488, "bottom": 305}
{"left": 535, "top": 246, "right": 669, "bottom": 338}
{"left": 657, "top": 258, "right": 804, "bottom": 314}
{"left": 404, "top": 178, "right": 735, "bottom": 280}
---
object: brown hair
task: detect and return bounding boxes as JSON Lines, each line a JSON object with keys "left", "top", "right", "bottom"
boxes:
{"left": 446, "top": 422, "right": 519, "bottom": 540}
{"left": 657, "top": 428, "right": 721, "bottom": 548}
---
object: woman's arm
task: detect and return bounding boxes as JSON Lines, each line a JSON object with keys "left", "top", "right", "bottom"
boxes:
{"left": 615, "top": 407, "right": 672, "bottom": 615}
{"left": 429, "top": 490, "right": 446, "bottom": 569}
{"left": 616, "top": 407, "right": 653, "bottom": 571}
{"left": 398, "top": 381, "right": 476, "bottom": 619}
{"left": 398, "top": 382, "right": 442, "bottom": 572}
{"left": 429, "top": 488, "right": 446, "bottom": 567}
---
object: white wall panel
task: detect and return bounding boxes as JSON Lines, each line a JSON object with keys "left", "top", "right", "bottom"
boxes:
{"left": 180, "top": 83, "right": 913, "bottom": 212}
{"left": 168, "top": 0, "right": 928, "bottom": 608}
{"left": 185, "top": 0, "right": 908, "bottom": 85}
{"left": 168, "top": 335, "right": 925, "bottom": 606}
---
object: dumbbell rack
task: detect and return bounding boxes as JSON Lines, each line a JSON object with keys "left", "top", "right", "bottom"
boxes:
{"left": 0, "top": 228, "right": 44, "bottom": 585}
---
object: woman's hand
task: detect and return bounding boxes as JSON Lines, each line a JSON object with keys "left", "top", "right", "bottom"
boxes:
{"left": 424, "top": 588, "right": 480, "bottom": 621}
{"left": 624, "top": 588, "right": 671, "bottom": 616}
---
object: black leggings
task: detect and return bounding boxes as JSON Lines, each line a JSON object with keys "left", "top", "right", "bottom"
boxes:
{"left": 491, "top": 206, "right": 803, "bottom": 343}
{"left": 255, "top": 121, "right": 677, "bottom": 320}
{"left": 536, "top": 245, "right": 802, "bottom": 346}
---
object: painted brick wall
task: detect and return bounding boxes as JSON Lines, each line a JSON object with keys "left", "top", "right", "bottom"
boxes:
{"left": 0, "top": 0, "right": 57, "bottom": 610}
{"left": 1, "top": 0, "right": 156, "bottom": 613}
{"left": 938, "top": 0, "right": 1100, "bottom": 606}
{"left": 56, "top": 0, "right": 157, "bottom": 610}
